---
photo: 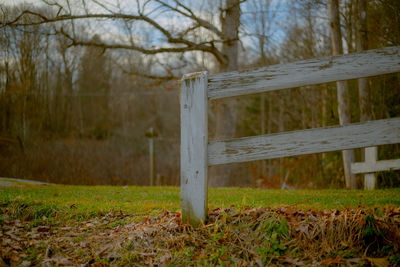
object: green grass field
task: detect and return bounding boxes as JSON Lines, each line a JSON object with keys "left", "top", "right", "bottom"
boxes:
{"left": 1, "top": 184, "right": 400, "bottom": 223}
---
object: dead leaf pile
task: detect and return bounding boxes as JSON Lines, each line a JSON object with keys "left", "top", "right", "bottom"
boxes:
{"left": 1, "top": 206, "right": 399, "bottom": 266}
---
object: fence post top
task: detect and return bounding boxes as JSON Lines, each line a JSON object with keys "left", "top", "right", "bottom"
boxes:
{"left": 145, "top": 127, "right": 158, "bottom": 138}
{"left": 182, "top": 71, "right": 208, "bottom": 81}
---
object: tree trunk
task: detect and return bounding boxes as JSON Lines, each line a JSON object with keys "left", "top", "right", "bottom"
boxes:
{"left": 210, "top": 0, "right": 240, "bottom": 187}
{"left": 356, "top": 0, "right": 375, "bottom": 189}
{"left": 344, "top": 0, "right": 354, "bottom": 53}
{"left": 321, "top": 85, "right": 328, "bottom": 177}
{"left": 267, "top": 96, "right": 273, "bottom": 182}
{"left": 356, "top": 0, "right": 371, "bottom": 122}
{"left": 260, "top": 93, "right": 266, "bottom": 180}
{"left": 278, "top": 95, "right": 284, "bottom": 186}
{"left": 4, "top": 61, "right": 11, "bottom": 136}
{"left": 327, "top": 0, "right": 356, "bottom": 189}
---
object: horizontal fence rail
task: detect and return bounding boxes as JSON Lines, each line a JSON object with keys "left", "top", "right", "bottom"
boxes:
{"left": 208, "top": 118, "right": 400, "bottom": 166}
{"left": 352, "top": 159, "right": 400, "bottom": 174}
{"left": 208, "top": 46, "right": 400, "bottom": 99}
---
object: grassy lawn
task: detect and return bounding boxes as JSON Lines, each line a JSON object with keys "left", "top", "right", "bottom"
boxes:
{"left": 1, "top": 184, "right": 399, "bottom": 222}
{"left": 1, "top": 184, "right": 400, "bottom": 266}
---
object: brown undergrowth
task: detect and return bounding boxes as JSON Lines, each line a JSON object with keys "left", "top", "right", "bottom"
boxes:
{"left": 1, "top": 206, "right": 399, "bottom": 266}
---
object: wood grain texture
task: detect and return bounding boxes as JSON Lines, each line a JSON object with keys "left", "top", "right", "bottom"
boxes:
{"left": 207, "top": 46, "right": 400, "bottom": 100}
{"left": 180, "top": 71, "right": 208, "bottom": 226}
{"left": 208, "top": 118, "right": 400, "bottom": 166}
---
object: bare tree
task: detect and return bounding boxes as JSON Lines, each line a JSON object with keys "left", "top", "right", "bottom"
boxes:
{"left": 356, "top": 0, "right": 371, "bottom": 122}
{"left": 356, "top": 0, "right": 376, "bottom": 189}
{"left": 211, "top": 0, "right": 242, "bottom": 186}
{"left": 327, "top": 0, "right": 356, "bottom": 189}
{"left": 247, "top": 0, "right": 279, "bottom": 182}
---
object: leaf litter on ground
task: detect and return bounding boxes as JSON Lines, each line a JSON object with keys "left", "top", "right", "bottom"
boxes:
{"left": 1, "top": 204, "right": 400, "bottom": 266}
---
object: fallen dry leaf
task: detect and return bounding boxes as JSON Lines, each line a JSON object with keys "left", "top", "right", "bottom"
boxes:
{"left": 366, "top": 257, "right": 390, "bottom": 267}
{"left": 37, "top": 226, "right": 50, "bottom": 232}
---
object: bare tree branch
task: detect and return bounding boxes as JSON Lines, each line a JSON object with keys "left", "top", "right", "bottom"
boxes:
{"left": 56, "top": 27, "right": 224, "bottom": 64}
{"left": 154, "top": 0, "right": 223, "bottom": 37}
{"left": 2, "top": 8, "right": 227, "bottom": 64}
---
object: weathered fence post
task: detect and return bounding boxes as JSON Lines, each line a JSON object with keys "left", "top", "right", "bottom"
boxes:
{"left": 180, "top": 71, "right": 208, "bottom": 226}
{"left": 364, "top": 147, "right": 377, "bottom": 190}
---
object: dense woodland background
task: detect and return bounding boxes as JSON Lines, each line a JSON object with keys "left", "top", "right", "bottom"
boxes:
{"left": 0, "top": 0, "right": 399, "bottom": 188}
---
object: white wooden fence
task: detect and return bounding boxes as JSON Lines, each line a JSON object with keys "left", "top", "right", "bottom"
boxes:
{"left": 180, "top": 46, "right": 400, "bottom": 226}
{"left": 351, "top": 147, "right": 400, "bottom": 190}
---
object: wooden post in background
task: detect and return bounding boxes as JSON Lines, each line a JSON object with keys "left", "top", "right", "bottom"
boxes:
{"left": 352, "top": 146, "right": 400, "bottom": 190}
{"left": 364, "top": 147, "right": 377, "bottom": 190}
{"left": 149, "top": 136, "right": 154, "bottom": 186}
{"left": 145, "top": 127, "right": 158, "bottom": 186}
{"left": 181, "top": 71, "right": 208, "bottom": 226}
